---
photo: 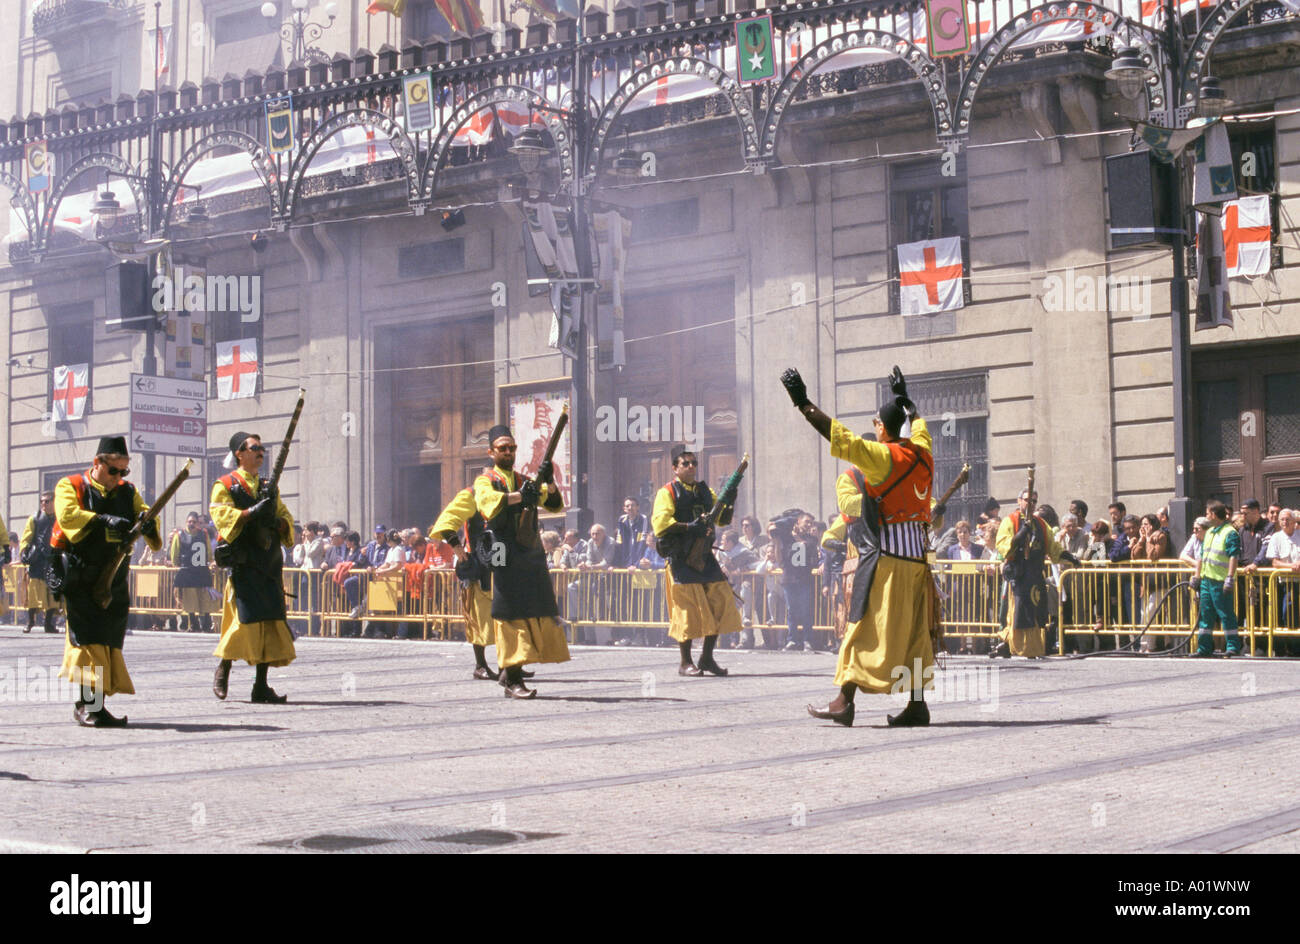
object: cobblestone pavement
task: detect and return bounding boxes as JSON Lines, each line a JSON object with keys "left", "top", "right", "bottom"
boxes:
{"left": 1, "top": 626, "right": 1297, "bottom": 853}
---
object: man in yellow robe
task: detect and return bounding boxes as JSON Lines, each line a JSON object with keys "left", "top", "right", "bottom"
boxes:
{"left": 211, "top": 431, "right": 296, "bottom": 704}
{"left": 473, "top": 424, "right": 568, "bottom": 699}
{"left": 19, "top": 493, "right": 62, "bottom": 633}
{"left": 652, "top": 444, "right": 743, "bottom": 676}
{"left": 785, "top": 366, "right": 936, "bottom": 727}
{"left": 431, "top": 483, "right": 500, "bottom": 680}
{"left": 53, "top": 436, "right": 162, "bottom": 727}
{"left": 993, "top": 489, "right": 1075, "bottom": 658}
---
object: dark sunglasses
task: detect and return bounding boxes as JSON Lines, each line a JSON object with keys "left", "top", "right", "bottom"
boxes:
{"left": 104, "top": 465, "right": 129, "bottom": 477}
{"left": 678, "top": 459, "right": 698, "bottom": 467}
{"left": 241, "top": 444, "right": 266, "bottom": 453}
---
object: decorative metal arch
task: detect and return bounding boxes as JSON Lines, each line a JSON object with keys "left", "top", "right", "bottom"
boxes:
{"left": 587, "top": 57, "right": 761, "bottom": 178}
{"left": 949, "top": 3, "right": 1167, "bottom": 145}
{"left": 37, "top": 152, "right": 144, "bottom": 261}
{"left": 163, "top": 129, "right": 279, "bottom": 232}
{"left": 1180, "top": 0, "right": 1267, "bottom": 111}
{"left": 761, "top": 29, "right": 952, "bottom": 161}
{"left": 420, "top": 85, "right": 575, "bottom": 204}
{"left": 281, "top": 108, "right": 420, "bottom": 226}
{"left": 0, "top": 169, "right": 38, "bottom": 244}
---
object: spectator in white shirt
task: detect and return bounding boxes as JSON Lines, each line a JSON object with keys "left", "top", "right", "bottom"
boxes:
{"left": 1265, "top": 509, "right": 1300, "bottom": 570}
{"left": 1179, "top": 517, "right": 1210, "bottom": 568}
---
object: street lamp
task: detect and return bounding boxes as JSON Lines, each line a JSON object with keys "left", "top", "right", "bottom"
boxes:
{"left": 1105, "top": 46, "right": 1156, "bottom": 101}
{"left": 263, "top": 0, "right": 337, "bottom": 64}
{"left": 509, "top": 126, "right": 549, "bottom": 175}
{"left": 1197, "top": 74, "right": 1233, "bottom": 118}
{"left": 90, "top": 187, "right": 123, "bottom": 227}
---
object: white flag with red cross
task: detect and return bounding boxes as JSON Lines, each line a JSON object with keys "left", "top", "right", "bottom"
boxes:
{"left": 215, "top": 339, "right": 259, "bottom": 400}
{"left": 1221, "top": 195, "right": 1271, "bottom": 278}
{"left": 898, "top": 236, "right": 964, "bottom": 314}
{"left": 51, "top": 363, "right": 90, "bottom": 421}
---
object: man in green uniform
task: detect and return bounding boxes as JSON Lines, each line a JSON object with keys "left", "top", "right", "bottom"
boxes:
{"left": 1192, "top": 500, "right": 1242, "bottom": 657}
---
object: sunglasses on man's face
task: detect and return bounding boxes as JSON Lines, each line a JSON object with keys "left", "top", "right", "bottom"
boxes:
{"left": 103, "top": 465, "right": 129, "bottom": 477}
{"left": 241, "top": 444, "right": 266, "bottom": 454}
{"left": 678, "top": 459, "right": 698, "bottom": 467}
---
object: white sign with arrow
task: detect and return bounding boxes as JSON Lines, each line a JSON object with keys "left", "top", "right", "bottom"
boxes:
{"left": 129, "top": 373, "right": 207, "bottom": 458}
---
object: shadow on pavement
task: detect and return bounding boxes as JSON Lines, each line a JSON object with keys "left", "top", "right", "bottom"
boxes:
{"left": 285, "top": 700, "right": 409, "bottom": 708}
{"left": 539, "top": 695, "right": 688, "bottom": 704}
{"left": 127, "top": 722, "right": 287, "bottom": 732}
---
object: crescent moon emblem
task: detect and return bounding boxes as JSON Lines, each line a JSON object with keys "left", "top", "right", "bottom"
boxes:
{"left": 913, "top": 483, "right": 930, "bottom": 501}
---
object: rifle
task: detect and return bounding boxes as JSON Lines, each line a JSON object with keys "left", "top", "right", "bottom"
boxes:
{"left": 517, "top": 404, "right": 569, "bottom": 549}
{"left": 683, "top": 453, "right": 750, "bottom": 572}
{"left": 930, "top": 463, "right": 971, "bottom": 534}
{"left": 258, "top": 388, "right": 306, "bottom": 549}
{"left": 94, "top": 459, "right": 193, "bottom": 609}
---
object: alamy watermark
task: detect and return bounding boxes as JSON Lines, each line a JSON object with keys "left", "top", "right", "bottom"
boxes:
{"left": 152, "top": 266, "right": 261, "bottom": 322}
{"left": 1041, "top": 268, "right": 1150, "bottom": 318}
{"left": 594, "top": 398, "right": 705, "bottom": 453}
{"left": 890, "top": 658, "right": 1000, "bottom": 711}
{"left": 0, "top": 660, "right": 102, "bottom": 710}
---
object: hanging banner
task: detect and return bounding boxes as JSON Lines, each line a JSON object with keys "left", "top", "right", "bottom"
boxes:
{"left": 736, "top": 15, "right": 776, "bottom": 85}
{"left": 25, "top": 140, "right": 51, "bottom": 195}
{"left": 265, "top": 95, "right": 295, "bottom": 154}
{"left": 1192, "top": 119, "right": 1238, "bottom": 210}
{"left": 402, "top": 72, "right": 436, "bottom": 132}
{"left": 925, "top": 0, "right": 972, "bottom": 57}
{"left": 505, "top": 386, "right": 572, "bottom": 511}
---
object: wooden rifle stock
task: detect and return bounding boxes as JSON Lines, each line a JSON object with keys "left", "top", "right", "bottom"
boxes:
{"left": 93, "top": 459, "right": 193, "bottom": 609}
{"left": 683, "top": 454, "right": 749, "bottom": 572}
{"left": 258, "top": 388, "right": 306, "bottom": 549}
{"left": 518, "top": 405, "right": 569, "bottom": 548}
{"left": 929, "top": 463, "right": 971, "bottom": 534}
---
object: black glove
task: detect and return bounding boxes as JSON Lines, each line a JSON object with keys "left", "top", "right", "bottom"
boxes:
{"left": 687, "top": 516, "right": 713, "bottom": 539}
{"left": 1, "top": 545, "right": 9, "bottom": 565}
{"left": 519, "top": 479, "right": 540, "bottom": 508}
{"left": 933, "top": 502, "right": 947, "bottom": 519}
{"left": 1190, "top": 576, "right": 1201, "bottom": 592}
{"left": 443, "top": 532, "right": 461, "bottom": 548}
{"left": 536, "top": 459, "right": 554, "bottom": 485}
{"left": 889, "top": 365, "right": 908, "bottom": 400}
{"left": 97, "top": 514, "right": 134, "bottom": 535}
{"left": 261, "top": 484, "right": 278, "bottom": 506}
{"left": 141, "top": 516, "right": 160, "bottom": 543}
{"left": 1060, "top": 551, "right": 1079, "bottom": 567}
{"left": 780, "top": 368, "right": 810, "bottom": 409}
{"left": 896, "top": 395, "right": 917, "bottom": 419}
{"left": 248, "top": 497, "right": 276, "bottom": 523}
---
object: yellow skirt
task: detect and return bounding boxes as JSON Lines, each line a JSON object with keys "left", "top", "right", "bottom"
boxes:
{"left": 666, "top": 573, "right": 743, "bottom": 642}
{"left": 24, "top": 577, "right": 59, "bottom": 611}
{"left": 496, "top": 617, "right": 570, "bottom": 669}
{"left": 835, "top": 555, "right": 934, "bottom": 695}
{"left": 212, "top": 582, "right": 296, "bottom": 667}
{"left": 1001, "top": 594, "right": 1047, "bottom": 657}
{"left": 57, "top": 638, "right": 134, "bottom": 696}
{"left": 179, "top": 586, "right": 219, "bottom": 615}
{"left": 462, "top": 583, "right": 496, "bottom": 649}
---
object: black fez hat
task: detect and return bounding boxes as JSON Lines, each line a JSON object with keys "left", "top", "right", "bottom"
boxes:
{"left": 670, "top": 444, "right": 695, "bottom": 464}
{"left": 487, "top": 424, "right": 513, "bottom": 444}
{"left": 96, "top": 435, "right": 128, "bottom": 457}
{"left": 228, "top": 431, "right": 258, "bottom": 457}
{"left": 877, "top": 400, "right": 906, "bottom": 439}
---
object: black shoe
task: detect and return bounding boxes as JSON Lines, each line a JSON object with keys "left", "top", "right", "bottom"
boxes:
{"left": 92, "top": 706, "right": 129, "bottom": 727}
{"left": 806, "top": 701, "right": 854, "bottom": 727}
{"left": 503, "top": 682, "right": 536, "bottom": 699}
{"left": 213, "top": 664, "right": 230, "bottom": 700}
{"left": 250, "top": 685, "right": 287, "bottom": 704}
{"left": 887, "top": 700, "right": 930, "bottom": 727}
{"left": 473, "top": 666, "right": 496, "bottom": 680}
{"left": 678, "top": 663, "right": 703, "bottom": 677}
{"left": 73, "top": 703, "right": 94, "bottom": 727}
{"left": 44, "top": 626, "right": 59, "bottom": 633}
{"left": 698, "top": 659, "right": 728, "bottom": 677}
{"left": 23, "top": 625, "right": 32, "bottom": 634}
{"left": 989, "top": 641, "right": 1010, "bottom": 659}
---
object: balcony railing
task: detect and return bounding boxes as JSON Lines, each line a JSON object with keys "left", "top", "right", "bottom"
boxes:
{"left": 32, "top": 0, "right": 133, "bottom": 39}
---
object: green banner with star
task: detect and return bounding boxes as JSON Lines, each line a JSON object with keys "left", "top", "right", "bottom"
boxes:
{"left": 736, "top": 15, "right": 776, "bottom": 85}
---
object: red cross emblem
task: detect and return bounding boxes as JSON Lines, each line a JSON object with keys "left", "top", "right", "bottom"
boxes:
{"left": 900, "top": 245, "right": 964, "bottom": 306}
{"left": 1222, "top": 201, "right": 1270, "bottom": 272}
{"left": 217, "top": 344, "right": 258, "bottom": 395}
{"left": 55, "top": 368, "right": 88, "bottom": 419}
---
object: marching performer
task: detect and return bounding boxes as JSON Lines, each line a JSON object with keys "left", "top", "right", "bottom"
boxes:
{"left": 651, "top": 445, "right": 744, "bottom": 677}
{"left": 211, "top": 432, "right": 296, "bottom": 704}
{"left": 992, "top": 484, "right": 1077, "bottom": 659}
{"left": 20, "top": 494, "right": 64, "bottom": 633}
{"left": 52, "top": 437, "right": 162, "bottom": 727}
{"left": 431, "top": 484, "right": 499, "bottom": 680}
{"left": 473, "top": 424, "right": 569, "bottom": 699}
{"left": 784, "top": 366, "right": 937, "bottom": 727}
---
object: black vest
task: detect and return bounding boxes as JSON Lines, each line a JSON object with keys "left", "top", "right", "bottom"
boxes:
{"left": 662, "top": 480, "right": 726, "bottom": 585}
{"left": 174, "top": 529, "right": 214, "bottom": 588}
{"left": 482, "top": 469, "right": 558, "bottom": 621}
{"left": 217, "top": 473, "right": 287, "bottom": 624}
{"left": 24, "top": 512, "right": 53, "bottom": 576}
{"left": 66, "top": 480, "right": 140, "bottom": 570}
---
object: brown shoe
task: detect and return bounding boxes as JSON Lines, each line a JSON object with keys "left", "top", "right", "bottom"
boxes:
{"left": 698, "top": 659, "right": 728, "bottom": 677}
{"left": 678, "top": 663, "right": 703, "bottom": 677}
{"left": 503, "top": 682, "right": 536, "bottom": 699}
{"left": 472, "top": 666, "right": 497, "bottom": 680}
{"left": 806, "top": 702, "right": 854, "bottom": 727}
{"left": 213, "top": 662, "right": 230, "bottom": 700}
